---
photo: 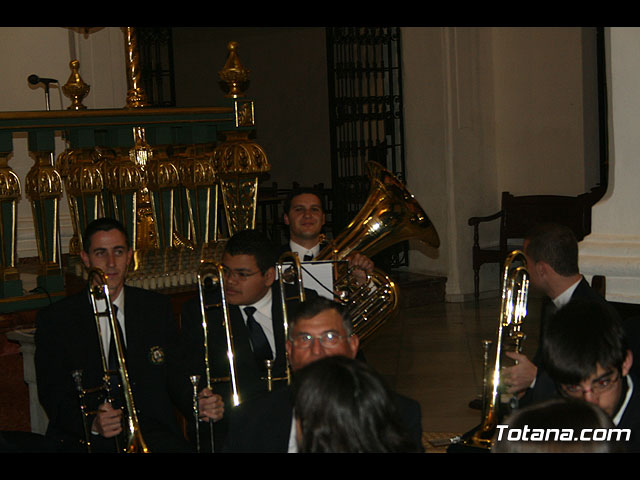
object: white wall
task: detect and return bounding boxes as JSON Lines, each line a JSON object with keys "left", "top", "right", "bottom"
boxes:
{"left": 0, "top": 27, "right": 126, "bottom": 260}
{"left": 401, "top": 27, "right": 600, "bottom": 300}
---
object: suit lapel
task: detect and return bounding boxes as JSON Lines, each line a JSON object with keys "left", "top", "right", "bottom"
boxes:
{"left": 122, "top": 287, "right": 141, "bottom": 368}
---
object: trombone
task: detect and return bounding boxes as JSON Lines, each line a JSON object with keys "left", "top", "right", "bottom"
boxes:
{"left": 461, "top": 250, "right": 529, "bottom": 450}
{"left": 73, "top": 267, "right": 149, "bottom": 453}
{"left": 270, "top": 251, "right": 308, "bottom": 390}
{"left": 197, "top": 261, "right": 240, "bottom": 406}
{"left": 193, "top": 261, "right": 239, "bottom": 452}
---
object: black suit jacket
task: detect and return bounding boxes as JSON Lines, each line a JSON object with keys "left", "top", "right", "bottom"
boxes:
{"left": 523, "top": 277, "right": 623, "bottom": 406}
{"left": 222, "top": 384, "right": 424, "bottom": 453}
{"left": 618, "top": 374, "right": 640, "bottom": 453}
{"left": 180, "top": 282, "right": 316, "bottom": 449}
{"left": 34, "top": 286, "right": 192, "bottom": 453}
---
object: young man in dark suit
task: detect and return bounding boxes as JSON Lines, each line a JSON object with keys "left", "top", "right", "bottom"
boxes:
{"left": 35, "top": 218, "right": 220, "bottom": 453}
{"left": 222, "top": 296, "right": 424, "bottom": 453}
{"left": 542, "top": 300, "right": 640, "bottom": 452}
{"left": 180, "top": 229, "right": 317, "bottom": 451}
{"left": 502, "top": 223, "right": 614, "bottom": 404}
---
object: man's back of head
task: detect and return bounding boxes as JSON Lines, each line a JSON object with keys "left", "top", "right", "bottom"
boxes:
{"left": 525, "top": 222, "right": 579, "bottom": 277}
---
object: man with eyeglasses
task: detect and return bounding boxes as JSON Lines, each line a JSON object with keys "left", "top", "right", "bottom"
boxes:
{"left": 541, "top": 299, "right": 640, "bottom": 452}
{"left": 222, "top": 296, "right": 423, "bottom": 452}
{"left": 180, "top": 229, "right": 318, "bottom": 451}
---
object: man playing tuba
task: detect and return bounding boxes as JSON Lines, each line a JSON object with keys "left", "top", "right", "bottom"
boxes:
{"left": 281, "top": 186, "right": 374, "bottom": 283}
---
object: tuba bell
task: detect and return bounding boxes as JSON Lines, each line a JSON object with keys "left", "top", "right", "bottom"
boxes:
{"left": 460, "top": 250, "right": 529, "bottom": 450}
{"left": 314, "top": 161, "right": 440, "bottom": 344}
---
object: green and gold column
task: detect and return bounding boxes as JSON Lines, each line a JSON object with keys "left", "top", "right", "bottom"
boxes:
{"left": 0, "top": 134, "right": 22, "bottom": 298}
{"left": 25, "top": 129, "right": 64, "bottom": 292}
{"left": 214, "top": 41, "right": 270, "bottom": 235}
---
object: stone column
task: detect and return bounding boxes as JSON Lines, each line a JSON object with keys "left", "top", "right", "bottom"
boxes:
{"left": 580, "top": 27, "right": 640, "bottom": 304}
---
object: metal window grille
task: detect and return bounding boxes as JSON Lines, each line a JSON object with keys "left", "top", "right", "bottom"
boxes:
{"left": 326, "top": 27, "right": 408, "bottom": 268}
{"left": 137, "top": 27, "right": 176, "bottom": 107}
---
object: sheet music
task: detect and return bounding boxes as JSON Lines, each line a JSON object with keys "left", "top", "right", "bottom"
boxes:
{"left": 279, "top": 260, "right": 337, "bottom": 300}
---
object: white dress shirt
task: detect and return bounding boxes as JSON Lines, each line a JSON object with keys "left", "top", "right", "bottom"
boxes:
{"left": 95, "top": 289, "right": 127, "bottom": 357}
{"left": 551, "top": 276, "right": 583, "bottom": 310}
{"left": 288, "top": 240, "right": 321, "bottom": 261}
{"left": 613, "top": 375, "right": 634, "bottom": 426}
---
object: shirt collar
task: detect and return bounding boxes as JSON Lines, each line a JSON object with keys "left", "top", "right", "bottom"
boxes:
{"left": 552, "top": 277, "right": 582, "bottom": 310}
{"left": 112, "top": 288, "right": 125, "bottom": 315}
{"left": 246, "top": 287, "right": 272, "bottom": 318}
{"left": 289, "top": 239, "right": 320, "bottom": 259}
{"left": 613, "top": 375, "right": 634, "bottom": 426}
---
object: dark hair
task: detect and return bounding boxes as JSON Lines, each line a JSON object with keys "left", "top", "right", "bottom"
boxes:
{"left": 492, "top": 398, "right": 626, "bottom": 453}
{"left": 223, "top": 229, "right": 278, "bottom": 273}
{"left": 542, "top": 299, "right": 628, "bottom": 386}
{"left": 82, "top": 217, "right": 130, "bottom": 253}
{"left": 293, "top": 356, "right": 419, "bottom": 453}
{"left": 283, "top": 187, "right": 325, "bottom": 214}
{"left": 524, "top": 223, "right": 579, "bottom": 276}
{"left": 290, "top": 296, "right": 353, "bottom": 337}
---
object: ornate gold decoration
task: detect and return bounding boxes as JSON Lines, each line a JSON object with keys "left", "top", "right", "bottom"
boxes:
{"left": 122, "top": 27, "right": 149, "bottom": 108}
{"left": 0, "top": 152, "right": 21, "bottom": 282}
{"left": 212, "top": 131, "right": 270, "bottom": 235}
{"left": 130, "top": 127, "right": 158, "bottom": 251}
{"left": 25, "top": 152, "right": 63, "bottom": 200}
{"left": 179, "top": 145, "right": 218, "bottom": 189}
{"left": 25, "top": 151, "right": 63, "bottom": 276}
{"left": 62, "top": 60, "right": 90, "bottom": 111}
{"left": 235, "top": 100, "right": 255, "bottom": 128}
{"left": 64, "top": 150, "right": 104, "bottom": 196}
{"left": 103, "top": 149, "right": 145, "bottom": 194}
{"left": 147, "top": 146, "right": 180, "bottom": 191}
{"left": 0, "top": 153, "right": 21, "bottom": 201}
{"left": 59, "top": 148, "right": 105, "bottom": 254}
{"left": 177, "top": 144, "right": 219, "bottom": 245}
{"left": 218, "top": 41, "right": 250, "bottom": 98}
{"left": 147, "top": 145, "right": 181, "bottom": 250}
{"left": 103, "top": 146, "right": 145, "bottom": 251}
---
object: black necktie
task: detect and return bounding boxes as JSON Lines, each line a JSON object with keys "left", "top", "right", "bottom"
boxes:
{"left": 303, "top": 254, "right": 313, "bottom": 261}
{"left": 244, "top": 306, "right": 272, "bottom": 365}
{"left": 108, "top": 305, "right": 126, "bottom": 371}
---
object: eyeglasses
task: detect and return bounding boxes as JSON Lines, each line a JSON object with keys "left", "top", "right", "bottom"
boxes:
{"left": 221, "top": 266, "right": 261, "bottom": 281}
{"left": 561, "top": 371, "right": 621, "bottom": 397}
{"left": 290, "top": 331, "right": 348, "bottom": 349}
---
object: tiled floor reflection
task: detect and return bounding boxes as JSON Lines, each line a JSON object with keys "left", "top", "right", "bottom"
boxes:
{"left": 361, "top": 295, "right": 543, "bottom": 436}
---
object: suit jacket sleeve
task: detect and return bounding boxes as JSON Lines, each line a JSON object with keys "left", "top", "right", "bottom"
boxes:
{"left": 34, "top": 302, "right": 83, "bottom": 443}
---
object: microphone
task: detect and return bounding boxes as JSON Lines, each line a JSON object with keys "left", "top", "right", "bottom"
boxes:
{"left": 28, "top": 74, "right": 58, "bottom": 86}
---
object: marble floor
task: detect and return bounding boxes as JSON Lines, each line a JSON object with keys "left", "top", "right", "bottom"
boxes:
{"left": 361, "top": 294, "right": 543, "bottom": 438}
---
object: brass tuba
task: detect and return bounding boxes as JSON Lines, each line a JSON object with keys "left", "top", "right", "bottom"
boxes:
{"left": 73, "top": 267, "right": 149, "bottom": 453}
{"left": 462, "top": 250, "right": 529, "bottom": 449}
{"left": 315, "top": 161, "right": 440, "bottom": 344}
